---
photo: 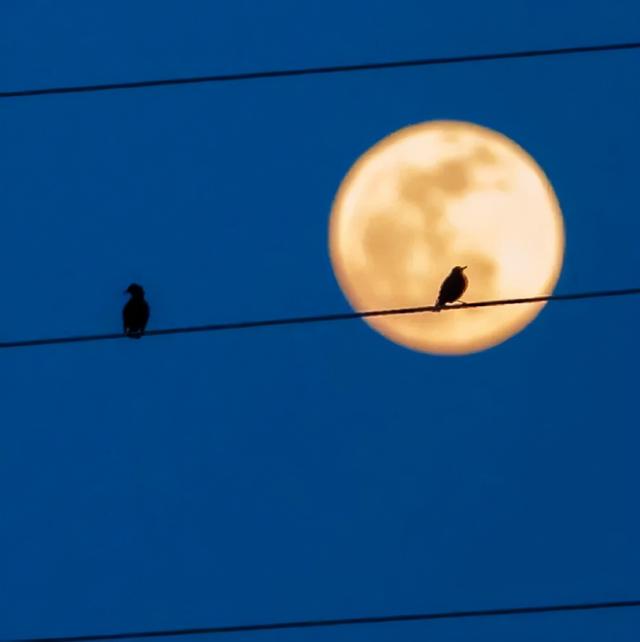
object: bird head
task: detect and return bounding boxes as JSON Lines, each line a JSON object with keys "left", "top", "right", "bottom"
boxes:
{"left": 125, "top": 283, "right": 145, "bottom": 297}
{"left": 454, "top": 266, "right": 467, "bottom": 273}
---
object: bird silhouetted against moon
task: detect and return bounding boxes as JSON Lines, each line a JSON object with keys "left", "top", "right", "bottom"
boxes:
{"left": 436, "top": 266, "right": 468, "bottom": 310}
{"left": 328, "top": 121, "right": 565, "bottom": 355}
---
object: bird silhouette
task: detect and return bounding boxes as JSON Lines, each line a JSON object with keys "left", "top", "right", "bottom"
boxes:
{"left": 123, "top": 283, "right": 150, "bottom": 339}
{"left": 435, "top": 266, "right": 468, "bottom": 311}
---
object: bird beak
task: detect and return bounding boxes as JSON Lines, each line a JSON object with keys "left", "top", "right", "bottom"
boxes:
{"left": 462, "top": 266, "right": 468, "bottom": 270}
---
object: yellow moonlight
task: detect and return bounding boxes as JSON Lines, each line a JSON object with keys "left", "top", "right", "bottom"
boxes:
{"left": 329, "top": 121, "right": 565, "bottom": 355}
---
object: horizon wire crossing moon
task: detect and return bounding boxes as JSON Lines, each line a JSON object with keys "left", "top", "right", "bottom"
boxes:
{"left": 328, "top": 121, "right": 565, "bottom": 355}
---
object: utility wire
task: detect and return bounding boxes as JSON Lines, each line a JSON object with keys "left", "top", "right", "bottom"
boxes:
{"left": 0, "top": 287, "right": 638, "bottom": 350}
{"left": 2, "top": 40, "right": 639, "bottom": 99}
{"left": 5, "top": 598, "right": 640, "bottom": 642}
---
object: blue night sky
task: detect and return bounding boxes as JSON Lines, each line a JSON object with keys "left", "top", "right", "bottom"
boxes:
{"left": 1, "top": 2, "right": 640, "bottom": 641}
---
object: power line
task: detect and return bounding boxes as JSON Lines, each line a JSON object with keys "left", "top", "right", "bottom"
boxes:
{"left": 0, "top": 287, "right": 638, "bottom": 350}
{"left": 5, "top": 598, "right": 640, "bottom": 642}
{"left": 2, "top": 40, "right": 639, "bottom": 99}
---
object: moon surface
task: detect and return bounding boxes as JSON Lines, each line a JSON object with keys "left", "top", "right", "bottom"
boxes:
{"left": 329, "top": 121, "right": 565, "bottom": 355}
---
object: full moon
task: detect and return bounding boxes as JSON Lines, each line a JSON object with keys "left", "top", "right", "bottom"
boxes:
{"left": 329, "top": 121, "right": 565, "bottom": 355}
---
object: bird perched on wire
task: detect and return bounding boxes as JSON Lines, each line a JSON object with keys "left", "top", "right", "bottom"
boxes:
{"left": 435, "top": 266, "right": 468, "bottom": 311}
{"left": 123, "top": 283, "right": 150, "bottom": 338}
